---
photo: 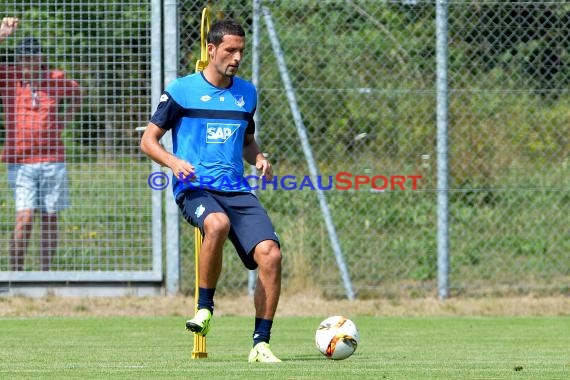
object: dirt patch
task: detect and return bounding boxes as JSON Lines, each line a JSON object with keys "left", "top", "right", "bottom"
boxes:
{"left": 1, "top": 293, "right": 569, "bottom": 318}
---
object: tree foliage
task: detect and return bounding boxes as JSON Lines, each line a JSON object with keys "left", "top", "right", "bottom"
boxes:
{"left": 1, "top": 0, "right": 568, "bottom": 169}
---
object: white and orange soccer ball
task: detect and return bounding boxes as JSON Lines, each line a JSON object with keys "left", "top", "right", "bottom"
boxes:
{"left": 315, "top": 316, "right": 360, "bottom": 360}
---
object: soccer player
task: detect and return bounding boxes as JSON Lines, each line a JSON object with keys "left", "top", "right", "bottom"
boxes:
{"left": 0, "top": 17, "right": 83, "bottom": 271}
{"left": 140, "top": 19, "right": 282, "bottom": 363}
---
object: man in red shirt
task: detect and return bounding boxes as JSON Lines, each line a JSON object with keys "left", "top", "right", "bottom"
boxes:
{"left": 0, "top": 17, "right": 82, "bottom": 271}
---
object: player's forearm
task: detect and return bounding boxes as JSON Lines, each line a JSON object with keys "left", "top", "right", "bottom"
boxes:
{"left": 140, "top": 127, "right": 185, "bottom": 171}
{"left": 243, "top": 138, "right": 263, "bottom": 166}
{"left": 244, "top": 150, "right": 264, "bottom": 167}
{"left": 141, "top": 137, "right": 196, "bottom": 181}
{"left": 141, "top": 137, "right": 176, "bottom": 168}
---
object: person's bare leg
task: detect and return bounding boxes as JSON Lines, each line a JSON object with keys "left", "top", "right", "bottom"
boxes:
{"left": 10, "top": 209, "right": 34, "bottom": 271}
{"left": 40, "top": 212, "right": 58, "bottom": 271}
{"left": 185, "top": 212, "right": 230, "bottom": 335}
{"left": 199, "top": 212, "right": 230, "bottom": 288}
{"left": 253, "top": 240, "right": 282, "bottom": 320}
{"left": 248, "top": 240, "right": 282, "bottom": 362}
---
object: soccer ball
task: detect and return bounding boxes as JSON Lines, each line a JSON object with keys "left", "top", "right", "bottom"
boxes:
{"left": 315, "top": 316, "right": 360, "bottom": 360}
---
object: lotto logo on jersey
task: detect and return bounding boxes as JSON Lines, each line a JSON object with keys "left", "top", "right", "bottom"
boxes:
{"left": 206, "top": 123, "right": 240, "bottom": 143}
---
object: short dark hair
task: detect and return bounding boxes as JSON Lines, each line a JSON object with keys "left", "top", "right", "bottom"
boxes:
{"left": 16, "top": 37, "right": 42, "bottom": 55}
{"left": 207, "top": 19, "right": 245, "bottom": 46}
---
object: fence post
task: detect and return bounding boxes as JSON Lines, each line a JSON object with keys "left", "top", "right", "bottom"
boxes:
{"left": 163, "top": 0, "right": 180, "bottom": 295}
{"left": 247, "top": 0, "right": 263, "bottom": 296}
{"left": 150, "top": 0, "right": 164, "bottom": 282}
{"left": 436, "top": 0, "right": 450, "bottom": 300}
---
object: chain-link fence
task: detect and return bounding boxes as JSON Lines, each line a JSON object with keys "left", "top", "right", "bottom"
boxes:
{"left": 1, "top": 0, "right": 568, "bottom": 298}
{"left": 178, "top": 0, "right": 569, "bottom": 298}
{"left": 0, "top": 1, "right": 159, "bottom": 284}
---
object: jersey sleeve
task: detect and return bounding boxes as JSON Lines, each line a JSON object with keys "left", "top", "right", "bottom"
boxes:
{"left": 149, "top": 90, "right": 184, "bottom": 131}
{"left": 245, "top": 84, "right": 258, "bottom": 134}
{"left": 245, "top": 106, "right": 256, "bottom": 135}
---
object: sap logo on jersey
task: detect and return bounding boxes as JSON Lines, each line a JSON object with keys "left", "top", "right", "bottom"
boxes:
{"left": 206, "top": 123, "right": 240, "bottom": 143}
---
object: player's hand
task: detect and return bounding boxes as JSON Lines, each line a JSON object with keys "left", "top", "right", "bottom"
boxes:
{"left": 171, "top": 158, "right": 196, "bottom": 183}
{"left": 0, "top": 17, "right": 19, "bottom": 39}
{"left": 256, "top": 157, "right": 273, "bottom": 181}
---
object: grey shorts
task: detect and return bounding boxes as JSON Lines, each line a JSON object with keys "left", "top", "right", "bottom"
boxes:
{"left": 7, "top": 162, "right": 70, "bottom": 213}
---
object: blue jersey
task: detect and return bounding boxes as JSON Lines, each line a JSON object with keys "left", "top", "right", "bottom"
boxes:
{"left": 150, "top": 72, "right": 257, "bottom": 197}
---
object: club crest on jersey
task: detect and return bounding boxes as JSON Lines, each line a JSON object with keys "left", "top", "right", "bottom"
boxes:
{"left": 234, "top": 95, "right": 245, "bottom": 108}
{"left": 206, "top": 123, "right": 240, "bottom": 143}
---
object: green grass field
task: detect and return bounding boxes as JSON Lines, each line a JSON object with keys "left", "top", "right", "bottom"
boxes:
{"left": 1, "top": 316, "right": 568, "bottom": 379}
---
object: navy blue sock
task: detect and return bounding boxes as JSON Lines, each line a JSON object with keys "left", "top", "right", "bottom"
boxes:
{"left": 253, "top": 318, "right": 273, "bottom": 346}
{"left": 197, "top": 287, "right": 215, "bottom": 313}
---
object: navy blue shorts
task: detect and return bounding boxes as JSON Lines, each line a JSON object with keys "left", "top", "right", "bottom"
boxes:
{"left": 176, "top": 190, "right": 280, "bottom": 270}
